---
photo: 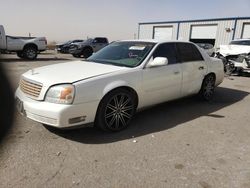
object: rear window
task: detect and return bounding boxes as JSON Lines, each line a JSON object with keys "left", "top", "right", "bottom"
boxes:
{"left": 176, "top": 43, "right": 204, "bottom": 62}
{"left": 95, "top": 38, "right": 108, "bottom": 43}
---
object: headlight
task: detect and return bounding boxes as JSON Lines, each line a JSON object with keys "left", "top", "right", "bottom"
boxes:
{"left": 45, "top": 84, "right": 75, "bottom": 104}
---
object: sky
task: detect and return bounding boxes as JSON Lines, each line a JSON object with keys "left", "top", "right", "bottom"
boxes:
{"left": 0, "top": 0, "right": 250, "bottom": 43}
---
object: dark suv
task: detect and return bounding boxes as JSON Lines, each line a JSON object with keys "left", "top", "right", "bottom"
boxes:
{"left": 56, "top": 40, "right": 84, "bottom": 53}
{"left": 69, "top": 37, "right": 109, "bottom": 58}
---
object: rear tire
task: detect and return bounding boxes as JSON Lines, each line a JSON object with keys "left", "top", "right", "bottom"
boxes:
{"left": 95, "top": 88, "right": 136, "bottom": 132}
{"left": 199, "top": 74, "right": 216, "bottom": 101}
{"left": 23, "top": 46, "right": 38, "bottom": 60}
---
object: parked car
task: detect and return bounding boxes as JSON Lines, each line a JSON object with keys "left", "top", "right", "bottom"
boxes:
{"left": 0, "top": 25, "right": 47, "bottom": 60}
{"left": 56, "top": 40, "right": 84, "bottom": 54}
{"left": 69, "top": 37, "right": 109, "bottom": 58}
{"left": 216, "top": 39, "right": 250, "bottom": 74}
{"left": 219, "top": 39, "right": 250, "bottom": 56}
{"left": 196, "top": 43, "right": 215, "bottom": 57}
{"left": 15, "top": 40, "right": 224, "bottom": 132}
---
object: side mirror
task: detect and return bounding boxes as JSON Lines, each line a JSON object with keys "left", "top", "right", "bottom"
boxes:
{"left": 147, "top": 57, "right": 168, "bottom": 68}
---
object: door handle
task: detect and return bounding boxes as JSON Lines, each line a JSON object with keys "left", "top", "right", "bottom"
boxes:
{"left": 199, "top": 66, "right": 204, "bottom": 70}
{"left": 174, "top": 71, "right": 180, "bottom": 74}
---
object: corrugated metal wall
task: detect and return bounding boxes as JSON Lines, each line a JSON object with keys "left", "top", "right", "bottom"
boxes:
{"left": 139, "top": 18, "right": 250, "bottom": 48}
{"left": 178, "top": 20, "right": 235, "bottom": 48}
{"left": 139, "top": 23, "right": 178, "bottom": 40}
{"left": 234, "top": 19, "right": 250, "bottom": 39}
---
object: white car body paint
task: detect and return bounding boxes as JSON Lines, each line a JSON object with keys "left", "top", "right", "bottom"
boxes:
{"left": 15, "top": 40, "right": 224, "bottom": 128}
{"left": 219, "top": 44, "right": 250, "bottom": 56}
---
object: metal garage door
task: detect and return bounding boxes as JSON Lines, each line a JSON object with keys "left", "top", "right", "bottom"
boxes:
{"left": 191, "top": 25, "right": 218, "bottom": 39}
{"left": 153, "top": 26, "right": 173, "bottom": 40}
{"left": 242, "top": 23, "right": 250, "bottom": 38}
{"left": 190, "top": 25, "right": 217, "bottom": 45}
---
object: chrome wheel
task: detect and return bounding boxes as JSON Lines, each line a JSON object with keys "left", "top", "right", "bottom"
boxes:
{"left": 104, "top": 93, "right": 134, "bottom": 131}
{"left": 26, "top": 49, "right": 36, "bottom": 59}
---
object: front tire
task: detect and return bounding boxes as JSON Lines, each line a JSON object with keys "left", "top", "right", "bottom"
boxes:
{"left": 199, "top": 74, "right": 216, "bottom": 101}
{"left": 82, "top": 48, "right": 93, "bottom": 58}
{"left": 95, "top": 89, "right": 136, "bottom": 132}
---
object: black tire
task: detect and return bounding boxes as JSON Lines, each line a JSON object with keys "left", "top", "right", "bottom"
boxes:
{"left": 82, "top": 48, "right": 93, "bottom": 58}
{"left": 23, "top": 46, "right": 38, "bottom": 60}
{"left": 237, "top": 68, "right": 244, "bottom": 76}
{"left": 72, "top": 54, "right": 81, "bottom": 58}
{"left": 95, "top": 88, "right": 137, "bottom": 132}
{"left": 199, "top": 74, "right": 216, "bottom": 101}
{"left": 224, "top": 62, "right": 236, "bottom": 75}
{"left": 17, "top": 51, "right": 24, "bottom": 59}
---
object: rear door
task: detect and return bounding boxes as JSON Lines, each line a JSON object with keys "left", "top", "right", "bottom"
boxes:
{"left": 142, "top": 43, "right": 182, "bottom": 106}
{"left": 176, "top": 43, "right": 207, "bottom": 97}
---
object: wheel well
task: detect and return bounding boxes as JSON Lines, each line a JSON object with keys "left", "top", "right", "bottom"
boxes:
{"left": 204, "top": 72, "right": 216, "bottom": 83}
{"left": 102, "top": 86, "right": 139, "bottom": 108}
{"left": 23, "top": 43, "right": 38, "bottom": 51}
{"left": 206, "top": 72, "right": 216, "bottom": 80}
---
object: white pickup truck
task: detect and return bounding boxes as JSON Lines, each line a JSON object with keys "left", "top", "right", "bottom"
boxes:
{"left": 0, "top": 25, "right": 47, "bottom": 60}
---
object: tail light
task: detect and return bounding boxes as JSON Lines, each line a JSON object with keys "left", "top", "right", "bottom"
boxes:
{"left": 39, "top": 38, "right": 47, "bottom": 45}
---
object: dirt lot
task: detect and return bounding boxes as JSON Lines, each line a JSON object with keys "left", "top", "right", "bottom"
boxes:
{"left": 1, "top": 52, "right": 250, "bottom": 188}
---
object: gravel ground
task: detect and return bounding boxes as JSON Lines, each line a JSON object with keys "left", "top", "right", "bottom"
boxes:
{"left": 0, "top": 53, "right": 250, "bottom": 188}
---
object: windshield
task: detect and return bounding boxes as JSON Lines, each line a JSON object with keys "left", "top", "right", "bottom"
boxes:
{"left": 87, "top": 41, "right": 155, "bottom": 67}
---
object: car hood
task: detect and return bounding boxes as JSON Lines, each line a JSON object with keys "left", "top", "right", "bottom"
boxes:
{"left": 220, "top": 45, "right": 250, "bottom": 56}
{"left": 22, "top": 61, "right": 129, "bottom": 86}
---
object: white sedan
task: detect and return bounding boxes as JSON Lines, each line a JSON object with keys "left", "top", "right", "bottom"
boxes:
{"left": 15, "top": 40, "right": 224, "bottom": 131}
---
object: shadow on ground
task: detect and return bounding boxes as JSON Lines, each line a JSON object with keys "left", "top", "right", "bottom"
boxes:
{"left": 47, "top": 87, "right": 249, "bottom": 144}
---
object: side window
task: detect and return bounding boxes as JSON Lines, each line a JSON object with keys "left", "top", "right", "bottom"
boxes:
{"left": 94, "top": 38, "right": 107, "bottom": 43}
{"left": 153, "top": 43, "right": 178, "bottom": 64}
{"left": 177, "top": 43, "right": 204, "bottom": 62}
{"left": 101, "top": 38, "right": 108, "bottom": 43}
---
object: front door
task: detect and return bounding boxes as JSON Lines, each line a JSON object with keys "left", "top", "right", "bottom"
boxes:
{"left": 142, "top": 43, "right": 182, "bottom": 107}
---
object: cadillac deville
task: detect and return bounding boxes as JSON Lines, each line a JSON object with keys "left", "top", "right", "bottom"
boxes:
{"left": 15, "top": 40, "right": 224, "bottom": 132}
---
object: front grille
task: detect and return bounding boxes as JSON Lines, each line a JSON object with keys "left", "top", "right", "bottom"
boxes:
{"left": 20, "top": 79, "right": 42, "bottom": 98}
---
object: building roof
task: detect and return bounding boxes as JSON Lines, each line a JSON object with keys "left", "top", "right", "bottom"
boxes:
{"left": 139, "top": 17, "right": 250, "bottom": 25}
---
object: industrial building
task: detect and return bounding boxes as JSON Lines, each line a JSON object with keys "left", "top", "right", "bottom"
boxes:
{"left": 138, "top": 17, "right": 250, "bottom": 48}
